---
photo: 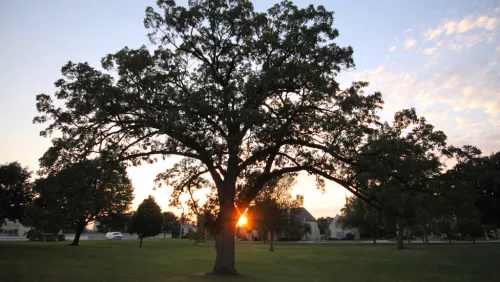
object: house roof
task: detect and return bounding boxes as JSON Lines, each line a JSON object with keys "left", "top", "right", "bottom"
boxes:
{"left": 292, "top": 207, "right": 317, "bottom": 222}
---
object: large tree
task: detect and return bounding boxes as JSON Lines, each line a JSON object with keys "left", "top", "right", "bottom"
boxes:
{"left": 130, "top": 196, "right": 163, "bottom": 248}
{"left": 0, "top": 162, "right": 33, "bottom": 226}
{"left": 32, "top": 157, "right": 134, "bottom": 246}
{"left": 354, "top": 109, "right": 454, "bottom": 249}
{"left": 34, "top": 0, "right": 385, "bottom": 274}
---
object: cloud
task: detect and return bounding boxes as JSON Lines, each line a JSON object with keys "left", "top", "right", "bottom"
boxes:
{"left": 425, "top": 28, "right": 444, "bottom": 39}
{"left": 404, "top": 38, "right": 417, "bottom": 49}
{"left": 404, "top": 28, "right": 412, "bottom": 34}
{"left": 457, "top": 17, "right": 476, "bottom": 33}
{"left": 424, "top": 15, "right": 499, "bottom": 40}
{"left": 389, "top": 45, "right": 396, "bottom": 52}
{"left": 476, "top": 16, "right": 499, "bottom": 30}
{"left": 423, "top": 47, "right": 437, "bottom": 55}
{"left": 497, "top": 46, "right": 500, "bottom": 52}
{"left": 455, "top": 116, "right": 486, "bottom": 133}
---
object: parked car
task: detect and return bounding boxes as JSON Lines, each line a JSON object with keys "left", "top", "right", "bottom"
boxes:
{"left": 105, "top": 232, "right": 123, "bottom": 240}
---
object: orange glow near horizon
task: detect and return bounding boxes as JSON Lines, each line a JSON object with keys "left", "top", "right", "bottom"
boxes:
{"left": 237, "top": 215, "right": 248, "bottom": 227}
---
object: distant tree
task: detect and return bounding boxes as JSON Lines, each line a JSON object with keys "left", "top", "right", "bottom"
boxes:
{"left": 354, "top": 109, "right": 455, "bottom": 249}
{"left": 456, "top": 217, "right": 483, "bottom": 244}
{"left": 341, "top": 196, "right": 382, "bottom": 244}
{"left": 435, "top": 218, "right": 454, "bottom": 244}
{"left": 130, "top": 196, "right": 163, "bottom": 248}
{"left": 32, "top": 157, "right": 134, "bottom": 246}
{"left": 317, "top": 217, "right": 331, "bottom": 238}
{"left": 161, "top": 211, "right": 178, "bottom": 239}
{"left": 247, "top": 175, "right": 296, "bottom": 251}
{"left": 447, "top": 151, "right": 500, "bottom": 230}
{"left": 96, "top": 212, "right": 132, "bottom": 233}
{"left": 303, "top": 222, "right": 312, "bottom": 240}
{"left": 0, "top": 162, "right": 33, "bottom": 226}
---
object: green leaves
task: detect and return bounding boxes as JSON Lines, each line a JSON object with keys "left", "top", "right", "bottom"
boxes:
{"left": 0, "top": 162, "right": 33, "bottom": 224}
{"left": 130, "top": 196, "right": 163, "bottom": 239}
{"left": 28, "top": 157, "right": 134, "bottom": 232}
{"left": 37, "top": 0, "right": 379, "bottom": 226}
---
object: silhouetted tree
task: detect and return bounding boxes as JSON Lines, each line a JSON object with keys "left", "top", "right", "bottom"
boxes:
{"left": 32, "top": 157, "right": 134, "bottom": 246}
{"left": 161, "top": 211, "right": 178, "bottom": 238}
{"left": 130, "top": 196, "right": 162, "bottom": 248}
{"left": 0, "top": 162, "right": 33, "bottom": 226}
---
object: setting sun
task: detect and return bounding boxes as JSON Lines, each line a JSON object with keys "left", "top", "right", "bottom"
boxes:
{"left": 237, "top": 215, "right": 248, "bottom": 227}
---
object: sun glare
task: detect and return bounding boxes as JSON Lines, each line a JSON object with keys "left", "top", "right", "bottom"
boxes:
{"left": 237, "top": 215, "right": 248, "bottom": 227}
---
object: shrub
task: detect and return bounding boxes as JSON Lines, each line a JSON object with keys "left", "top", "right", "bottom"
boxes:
{"left": 346, "top": 233, "right": 355, "bottom": 240}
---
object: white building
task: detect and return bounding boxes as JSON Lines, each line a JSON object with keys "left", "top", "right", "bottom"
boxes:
{"left": 293, "top": 207, "right": 321, "bottom": 240}
{"left": 0, "top": 220, "right": 30, "bottom": 237}
{"left": 328, "top": 215, "right": 360, "bottom": 240}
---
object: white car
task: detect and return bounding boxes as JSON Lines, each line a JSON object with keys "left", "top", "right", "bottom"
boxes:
{"left": 105, "top": 232, "right": 123, "bottom": 240}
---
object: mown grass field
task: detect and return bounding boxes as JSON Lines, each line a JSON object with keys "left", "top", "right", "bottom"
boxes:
{"left": 1, "top": 239, "right": 499, "bottom": 282}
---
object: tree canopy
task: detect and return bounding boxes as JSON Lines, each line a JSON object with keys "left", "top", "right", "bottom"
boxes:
{"left": 32, "top": 0, "right": 495, "bottom": 274}
{"left": 0, "top": 162, "right": 33, "bottom": 226}
{"left": 130, "top": 196, "right": 163, "bottom": 248}
{"left": 30, "top": 157, "right": 134, "bottom": 245}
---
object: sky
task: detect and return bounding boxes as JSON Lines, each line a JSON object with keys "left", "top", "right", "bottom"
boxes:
{"left": 0, "top": 0, "right": 499, "bottom": 219}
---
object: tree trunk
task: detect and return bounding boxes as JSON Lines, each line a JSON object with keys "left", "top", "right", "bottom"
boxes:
{"left": 140, "top": 237, "right": 143, "bottom": 248}
{"left": 269, "top": 230, "right": 274, "bottom": 252}
{"left": 211, "top": 203, "right": 238, "bottom": 275}
{"left": 370, "top": 230, "right": 376, "bottom": 244}
{"left": 70, "top": 223, "right": 85, "bottom": 246}
{"left": 482, "top": 225, "right": 489, "bottom": 241}
{"left": 396, "top": 225, "right": 404, "bottom": 250}
{"left": 448, "top": 234, "right": 452, "bottom": 244}
{"left": 472, "top": 235, "right": 475, "bottom": 244}
{"left": 164, "top": 232, "right": 166, "bottom": 239}
{"left": 424, "top": 228, "right": 429, "bottom": 245}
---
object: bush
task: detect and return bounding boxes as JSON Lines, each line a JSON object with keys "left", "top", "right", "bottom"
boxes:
{"left": 345, "top": 233, "right": 355, "bottom": 240}
{"left": 26, "top": 232, "right": 65, "bottom": 242}
{"left": 276, "top": 237, "right": 301, "bottom": 241}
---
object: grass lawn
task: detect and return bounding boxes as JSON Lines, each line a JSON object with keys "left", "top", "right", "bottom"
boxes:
{"left": 1, "top": 239, "right": 499, "bottom": 282}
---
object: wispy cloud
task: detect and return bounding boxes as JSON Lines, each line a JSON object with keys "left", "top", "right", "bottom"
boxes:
{"left": 389, "top": 45, "right": 396, "bottom": 52}
{"left": 404, "top": 38, "right": 417, "bottom": 49}
{"left": 423, "top": 47, "right": 437, "bottom": 55}
{"left": 424, "top": 14, "right": 499, "bottom": 40}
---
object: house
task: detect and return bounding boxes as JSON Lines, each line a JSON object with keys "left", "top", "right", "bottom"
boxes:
{"left": 0, "top": 220, "right": 30, "bottom": 237}
{"left": 292, "top": 207, "right": 321, "bottom": 240}
{"left": 328, "top": 215, "right": 360, "bottom": 240}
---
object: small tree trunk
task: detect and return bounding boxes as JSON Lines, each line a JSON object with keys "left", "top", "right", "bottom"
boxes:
{"left": 448, "top": 234, "right": 452, "bottom": 245}
{"left": 70, "top": 223, "right": 85, "bottom": 246}
{"left": 482, "top": 225, "right": 489, "bottom": 241}
{"left": 424, "top": 228, "right": 429, "bottom": 244}
{"left": 472, "top": 235, "right": 476, "bottom": 244}
{"left": 371, "top": 230, "right": 377, "bottom": 244}
{"left": 140, "top": 237, "right": 143, "bottom": 248}
{"left": 211, "top": 203, "right": 238, "bottom": 275}
{"left": 396, "top": 225, "right": 404, "bottom": 250}
{"left": 269, "top": 230, "right": 274, "bottom": 252}
{"left": 164, "top": 232, "right": 166, "bottom": 239}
